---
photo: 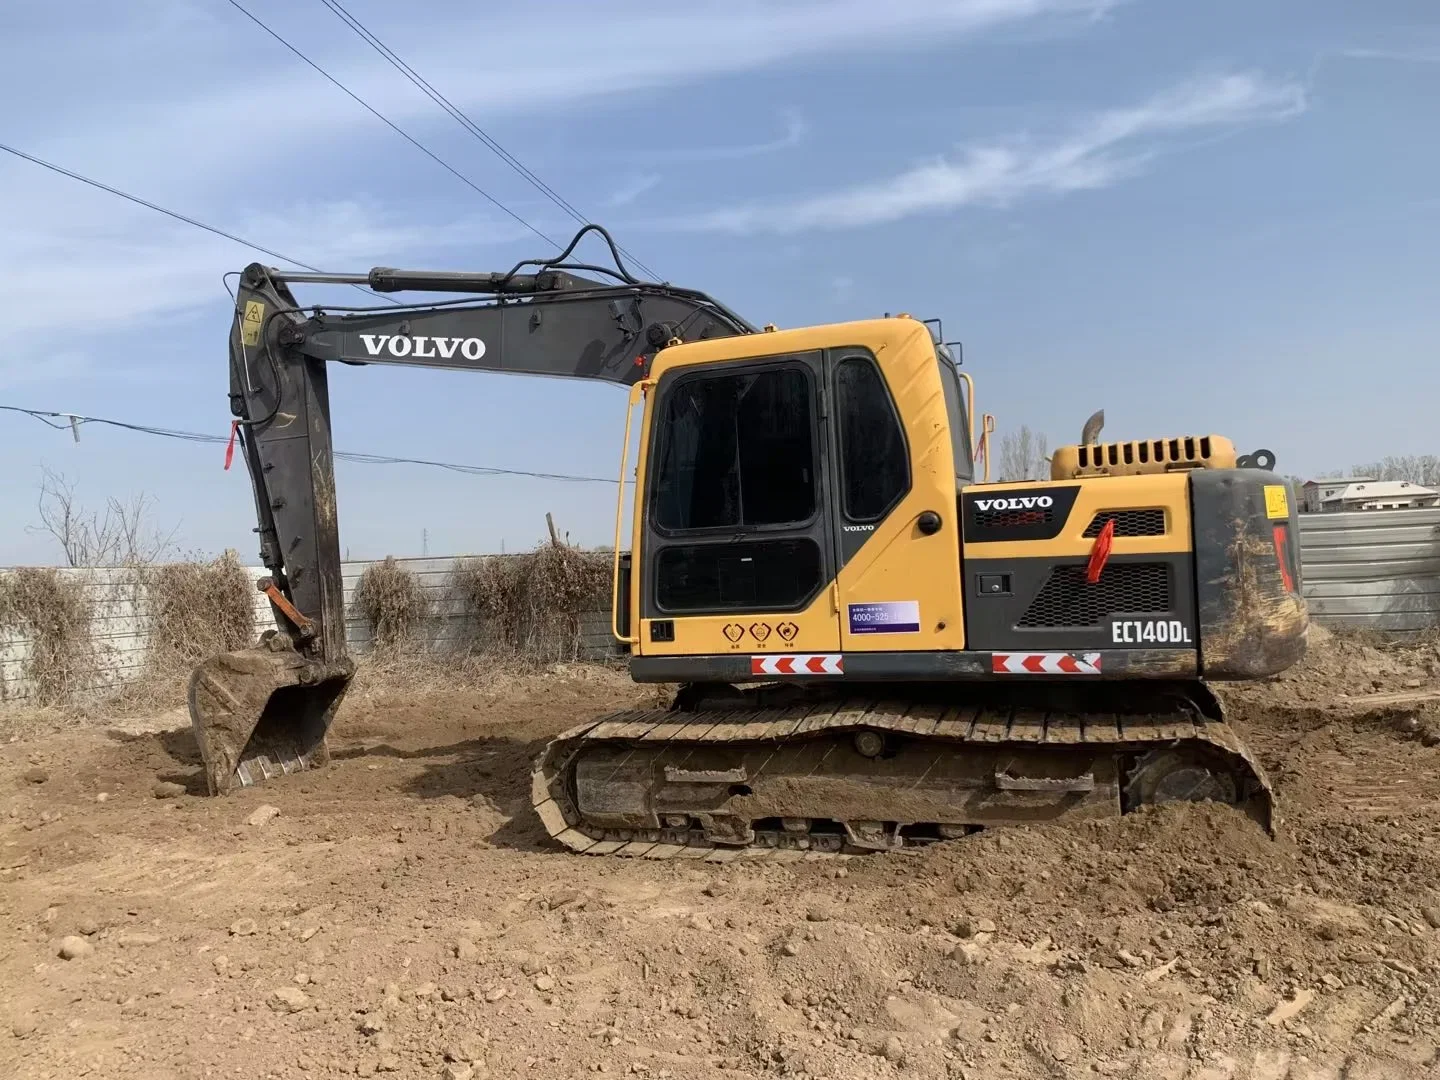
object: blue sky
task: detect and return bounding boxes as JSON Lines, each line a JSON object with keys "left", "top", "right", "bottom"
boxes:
{"left": 2, "top": 0, "right": 1438, "bottom": 565}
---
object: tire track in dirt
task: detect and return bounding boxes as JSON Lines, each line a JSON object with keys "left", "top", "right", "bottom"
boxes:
{"left": 1, "top": 646, "right": 1438, "bottom": 1079}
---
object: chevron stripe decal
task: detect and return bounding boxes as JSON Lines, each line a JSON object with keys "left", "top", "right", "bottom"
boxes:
{"left": 750, "top": 654, "right": 844, "bottom": 676}
{"left": 991, "top": 652, "right": 1103, "bottom": 675}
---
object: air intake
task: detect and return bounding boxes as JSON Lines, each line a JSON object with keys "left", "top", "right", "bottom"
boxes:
{"left": 1050, "top": 434, "right": 1237, "bottom": 479}
{"left": 1017, "top": 563, "right": 1172, "bottom": 629}
{"left": 1082, "top": 509, "right": 1166, "bottom": 538}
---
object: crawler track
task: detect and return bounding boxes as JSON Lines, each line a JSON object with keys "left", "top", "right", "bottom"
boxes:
{"left": 532, "top": 687, "right": 1274, "bottom": 859}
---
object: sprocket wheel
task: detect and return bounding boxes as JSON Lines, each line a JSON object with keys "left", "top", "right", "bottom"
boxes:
{"left": 1123, "top": 747, "right": 1241, "bottom": 812}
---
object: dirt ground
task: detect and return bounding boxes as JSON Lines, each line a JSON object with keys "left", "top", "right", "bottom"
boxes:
{"left": 4, "top": 630, "right": 1440, "bottom": 1080}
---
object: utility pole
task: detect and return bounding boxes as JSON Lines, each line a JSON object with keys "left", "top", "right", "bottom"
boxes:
{"left": 422, "top": 528, "right": 429, "bottom": 557}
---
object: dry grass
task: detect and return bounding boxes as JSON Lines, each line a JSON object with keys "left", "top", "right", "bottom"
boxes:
{"left": 527, "top": 543, "right": 612, "bottom": 662}
{"left": 0, "top": 539, "right": 617, "bottom": 722}
{"left": 143, "top": 551, "right": 255, "bottom": 667}
{"left": 118, "top": 551, "right": 256, "bottom": 708}
{"left": 0, "top": 567, "right": 99, "bottom": 706}
{"left": 353, "top": 556, "right": 429, "bottom": 655}
{"left": 449, "top": 543, "right": 610, "bottom": 665}
{"left": 450, "top": 555, "right": 528, "bottom": 652}
{"left": 0, "top": 554, "right": 257, "bottom": 715}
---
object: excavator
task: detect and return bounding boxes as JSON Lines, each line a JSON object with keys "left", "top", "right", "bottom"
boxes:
{"left": 190, "top": 224, "right": 1309, "bottom": 857}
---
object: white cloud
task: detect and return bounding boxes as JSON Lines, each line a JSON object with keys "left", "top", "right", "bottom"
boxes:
{"left": 607, "top": 174, "right": 662, "bottom": 207}
{"left": 0, "top": 176, "right": 545, "bottom": 345}
{"left": 671, "top": 73, "right": 1308, "bottom": 234}
{"left": 0, "top": 0, "right": 1121, "bottom": 350}
{"left": 649, "top": 110, "right": 809, "bottom": 164}
{"left": 1334, "top": 47, "right": 1440, "bottom": 66}
{"left": 4, "top": 0, "right": 1120, "bottom": 195}
{"left": 0, "top": 0, "right": 1123, "bottom": 355}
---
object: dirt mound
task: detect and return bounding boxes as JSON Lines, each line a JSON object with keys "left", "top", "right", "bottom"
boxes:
{"left": 3, "top": 665, "right": 1440, "bottom": 1079}
{"left": 1226, "top": 624, "right": 1439, "bottom": 709}
{"left": 1217, "top": 626, "right": 1440, "bottom": 768}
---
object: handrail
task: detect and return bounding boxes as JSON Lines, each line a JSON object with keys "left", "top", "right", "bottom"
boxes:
{"left": 978, "top": 414, "right": 996, "bottom": 483}
{"left": 954, "top": 370, "right": 997, "bottom": 484}
{"left": 955, "top": 370, "right": 977, "bottom": 442}
{"left": 611, "top": 380, "right": 649, "bottom": 644}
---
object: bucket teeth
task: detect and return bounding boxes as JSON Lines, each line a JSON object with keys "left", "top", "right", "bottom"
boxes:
{"left": 188, "top": 639, "right": 353, "bottom": 796}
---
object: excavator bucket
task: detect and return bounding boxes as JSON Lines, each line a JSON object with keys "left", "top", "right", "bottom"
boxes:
{"left": 187, "top": 631, "right": 355, "bottom": 796}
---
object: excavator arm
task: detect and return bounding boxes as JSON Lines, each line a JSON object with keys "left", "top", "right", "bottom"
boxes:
{"left": 191, "top": 226, "right": 753, "bottom": 795}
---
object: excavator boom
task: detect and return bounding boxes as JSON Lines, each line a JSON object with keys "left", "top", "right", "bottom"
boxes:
{"left": 191, "top": 227, "right": 752, "bottom": 794}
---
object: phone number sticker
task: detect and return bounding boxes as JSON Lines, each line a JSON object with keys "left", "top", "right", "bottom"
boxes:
{"left": 847, "top": 600, "right": 920, "bottom": 635}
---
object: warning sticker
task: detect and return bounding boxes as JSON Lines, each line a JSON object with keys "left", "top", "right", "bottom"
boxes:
{"left": 847, "top": 600, "right": 920, "bottom": 635}
{"left": 1263, "top": 484, "right": 1289, "bottom": 520}
{"left": 240, "top": 300, "right": 266, "bottom": 347}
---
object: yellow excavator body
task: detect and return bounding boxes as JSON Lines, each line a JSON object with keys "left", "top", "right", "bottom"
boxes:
{"left": 191, "top": 230, "right": 1307, "bottom": 858}
{"left": 530, "top": 316, "right": 1307, "bottom": 857}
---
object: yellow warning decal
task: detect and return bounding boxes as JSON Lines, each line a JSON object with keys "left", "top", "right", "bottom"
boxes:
{"left": 1263, "top": 484, "right": 1289, "bottom": 520}
{"left": 240, "top": 301, "right": 265, "bottom": 347}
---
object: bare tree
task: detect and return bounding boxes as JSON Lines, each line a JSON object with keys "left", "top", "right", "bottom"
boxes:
{"left": 998, "top": 425, "right": 1051, "bottom": 483}
{"left": 27, "top": 465, "right": 180, "bottom": 568}
{"left": 1350, "top": 456, "right": 1440, "bottom": 488}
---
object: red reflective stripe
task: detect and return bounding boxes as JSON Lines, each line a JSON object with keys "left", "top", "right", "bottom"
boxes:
{"left": 1273, "top": 525, "right": 1295, "bottom": 592}
{"left": 750, "top": 657, "right": 767, "bottom": 675}
{"left": 992, "top": 652, "right": 1103, "bottom": 675}
{"left": 775, "top": 656, "right": 795, "bottom": 674}
{"left": 223, "top": 420, "right": 239, "bottom": 470}
{"left": 1086, "top": 518, "right": 1115, "bottom": 583}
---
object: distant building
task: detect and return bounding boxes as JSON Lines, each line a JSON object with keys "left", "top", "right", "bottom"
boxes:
{"left": 1318, "top": 480, "right": 1439, "bottom": 512}
{"left": 1301, "top": 476, "right": 1374, "bottom": 513}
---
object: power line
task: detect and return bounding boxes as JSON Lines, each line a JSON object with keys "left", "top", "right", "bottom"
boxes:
{"left": 0, "top": 141, "right": 401, "bottom": 306}
{"left": 224, "top": 0, "right": 561, "bottom": 253}
{"left": 316, "top": 0, "right": 663, "bottom": 281}
{"left": 0, "top": 405, "right": 622, "bottom": 485}
{"left": 320, "top": 0, "right": 590, "bottom": 224}
{"left": 0, "top": 142, "right": 323, "bottom": 273}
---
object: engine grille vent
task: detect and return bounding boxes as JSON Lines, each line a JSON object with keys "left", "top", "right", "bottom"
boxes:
{"left": 1017, "top": 563, "right": 1171, "bottom": 629}
{"left": 973, "top": 506, "right": 1054, "bottom": 530}
{"left": 1082, "top": 509, "right": 1166, "bottom": 538}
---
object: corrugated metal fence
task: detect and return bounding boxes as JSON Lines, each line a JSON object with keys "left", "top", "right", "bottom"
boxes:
{"left": 1297, "top": 507, "right": 1440, "bottom": 633}
{"left": 0, "top": 553, "right": 616, "bottom": 703}
{"left": 3, "top": 511, "right": 1437, "bottom": 700}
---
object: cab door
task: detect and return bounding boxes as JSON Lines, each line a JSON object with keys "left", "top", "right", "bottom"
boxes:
{"left": 636, "top": 351, "right": 842, "bottom": 658}
{"left": 827, "top": 339, "right": 967, "bottom": 654}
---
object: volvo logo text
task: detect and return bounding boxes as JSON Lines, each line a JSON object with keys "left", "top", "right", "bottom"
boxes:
{"left": 974, "top": 495, "right": 1054, "bottom": 512}
{"left": 358, "top": 334, "right": 487, "bottom": 361}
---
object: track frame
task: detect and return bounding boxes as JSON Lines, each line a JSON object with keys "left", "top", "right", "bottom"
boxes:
{"left": 532, "top": 681, "right": 1274, "bottom": 859}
